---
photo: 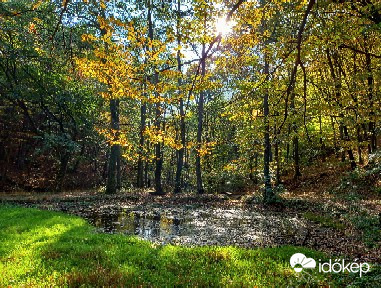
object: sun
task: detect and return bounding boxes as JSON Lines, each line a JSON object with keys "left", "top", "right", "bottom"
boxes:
{"left": 215, "top": 17, "right": 236, "bottom": 36}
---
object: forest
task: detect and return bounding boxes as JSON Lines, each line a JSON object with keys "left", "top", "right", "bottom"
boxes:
{"left": 0, "top": 0, "right": 380, "bottom": 287}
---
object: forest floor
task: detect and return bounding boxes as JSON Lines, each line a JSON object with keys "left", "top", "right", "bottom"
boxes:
{"left": 1, "top": 157, "right": 380, "bottom": 265}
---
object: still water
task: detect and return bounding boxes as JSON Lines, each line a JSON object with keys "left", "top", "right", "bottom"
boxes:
{"left": 83, "top": 206, "right": 308, "bottom": 247}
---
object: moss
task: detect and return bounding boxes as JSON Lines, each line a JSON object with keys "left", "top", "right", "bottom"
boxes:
{"left": 303, "top": 211, "right": 346, "bottom": 230}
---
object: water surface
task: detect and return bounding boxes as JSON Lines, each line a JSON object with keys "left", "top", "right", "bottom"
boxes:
{"left": 83, "top": 206, "right": 308, "bottom": 247}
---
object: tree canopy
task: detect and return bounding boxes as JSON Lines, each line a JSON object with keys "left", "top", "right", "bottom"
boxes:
{"left": 0, "top": 0, "right": 379, "bottom": 201}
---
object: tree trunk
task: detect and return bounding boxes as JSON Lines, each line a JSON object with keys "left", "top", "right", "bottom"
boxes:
{"left": 99, "top": 6, "right": 121, "bottom": 195}
{"left": 331, "top": 116, "right": 338, "bottom": 158}
{"left": 144, "top": 158, "right": 149, "bottom": 188}
{"left": 339, "top": 125, "right": 346, "bottom": 162}
{"left": 174, "top": 0, "right": 185, "bottom": 194}
{"left": 175, "top": 103, "right": 185, "bottom": 194}
{"left": 154, "top": 99, "right": 164, "bottom": 195}
{"left": 286, "top": 138, "right": 290, "bottom": 163}
{"left": 326, "top": 48, "right": 355, "bottom": 169}
{"left": 102, "top": 149, "right": 109, "bottom": 181}
{"left": 249, "top": 153, "right": 258, "bottom": 184}
{"left": 263, "top": 52, "right": 274, "bottom": 203}
{"left": 290, "top": 88, "right": 300, "bottom": 178}
{"left": 293, "top": 135, "right": 302, "bottom": 179}
{"left": 137, "top": 102, "right": 146, "bottom": 188}
{"left": 56, "top": 151, "right": 70, "bottom": 192}
{"left": 106, "top": 98, "right": 120, "bottom": 194}
{"left": 343, "top": 126, "right": 356, "bottom": 170}
{"left": 357, "top": 126, "right": 363, "bottom": 165}
{"left": 366, "top": 51, "right": 377, "bottom": 152}
{"left": 274, "top": 134, "right": 281, "bottom": 185}
{"left": 196, "top": 43, "right": 206, "bottom": 195}
{"left": 147, "top": 2, "right": 164, "bottom": 195}
{"left": 319, "top": 115, "right": 326, "bottom": 162}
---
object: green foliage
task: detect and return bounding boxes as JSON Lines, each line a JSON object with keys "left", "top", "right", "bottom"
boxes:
{"left": 303, "top": 212, "right": 346, "bottom": 230}
{"left": 350, "top": 213, "right": 380, "bottom": 248}
{"left": 366, "top": 151, "right": 381, "bottom": 176}
{"left": 0, "top": 0, "right": 380, "bottom": 197}
{"left": 343, "top": 264, "right": 381, "bottom": 288}
{"left": 332, "top": 154, "right": 381, "bottom": 199}
{"left": 204, "top": 170, "right": 246, "bottom": 194}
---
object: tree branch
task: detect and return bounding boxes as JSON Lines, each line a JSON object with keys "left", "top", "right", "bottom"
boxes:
{"left": 339, "top": 44, "right": 381, "bottom": 59}
{"left": 277, "top": 0, "right": 315, "bottom": 134}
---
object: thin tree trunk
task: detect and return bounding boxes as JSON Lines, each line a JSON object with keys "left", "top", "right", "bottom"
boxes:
{"left": 331, "top": 116, "right": 338, "bottom": 158}
{"left": 352, "top": 52, "right": 363, "bottom": 165}
{"left": 175, "top": 0, "right": 185, "bottom": 194}
{"left": 366, "top": 51, "right": 377, "bottom": 152}
{"left": 326, "top": 48, "right": 355, "bottom": 169}
{"left": 144, "top": 157, "right": 149, "bottom": 187}
{"left": 319, "top": 115, "right": 326, "bottom": 161}
{"left": 275, "top": 136, "right": 280, "bottom": 185}
{"left": 290, "top": 92, "right": 301, "bottom": 179}
{"left": 147, "top": 2, "right": 164, "bottom": 195}
{"left": 263, "top": 52, "right": 274, "bottom": 203}
{"left": 102, "top": 149, "right": 109, "bottom": 181}
{"left": 137, "top": 102, "right": 146, "bottom": 188}
{"left": 286, "top": 136, "right": 290, "bottom": 163}
{"left": 71, "top": 144, "right": 85, "bottom": 173}
{"left": 339, "top": 125, "right": 346, "bottom": 162}
{"left": 56, "top": 151, "right": 70, "bottom": 192}
{"left": 293, "top": 135, "right": 301, "bottom": 178}
{"left": 343, "top": 126, "right": 356, "bottom": 170}
{"left": 116, "top": 145, "right": 121, "bottom": 190}
{"left": 249, "top": 154, "right": 258, "bottom": 184}
{"left": 154, "top": 98, "right": 164, "bottom": 194}
{"left": 357, "top": 126, "right": 363, "bottom": 165}
{"left": 196, "top": 42, "right": 206, "bottom": 195}
{"left": 174, "top": 97, "right": 185, "bottom": 193}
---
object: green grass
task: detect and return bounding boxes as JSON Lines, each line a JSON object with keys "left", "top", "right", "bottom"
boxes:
{"left": 350, "top": 213, "right": 381, "bottom": 248}
{"left": 303, "top": 212, "right": 346, "bottom": 230}
{"left": 0, "top": 205, "right": 378, "bottom": 287}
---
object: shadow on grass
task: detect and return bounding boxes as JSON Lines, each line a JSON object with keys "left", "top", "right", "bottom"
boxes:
{"left": 0, "top": 205, "right": 378, "bottom": 287}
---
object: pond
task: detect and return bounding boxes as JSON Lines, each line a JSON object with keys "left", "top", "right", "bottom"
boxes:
{"left": 82, "top": 206, "right": 309, "bottom": 247}
{"left": 6, "top": 194, "right": 378, "bottom": 262}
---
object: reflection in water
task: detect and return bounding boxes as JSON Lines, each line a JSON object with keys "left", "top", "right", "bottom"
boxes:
{"left": 84, "top": 207, "right": 308, "bottom": 247}
{"left": 88, "top": 209, "right": 183, "bottom": 241}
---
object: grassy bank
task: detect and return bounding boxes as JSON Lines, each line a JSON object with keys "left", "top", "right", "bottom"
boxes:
{"left": 0, "top": 205, "right": 377, "bottom": 287}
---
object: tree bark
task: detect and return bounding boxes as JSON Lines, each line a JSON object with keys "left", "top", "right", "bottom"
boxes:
{"left": 106, "top": 98, "right": 120, "bottom": 194}
{"left": 275, "top": 136, "right": 281, "bottom": 185}
{"left": 147, "top": 1, "right": 164, "bottom": 195}
{"left": 357, "top": 126, "right": 363, "bottom": 164}
{"left": 365, "top": 50, "right": 377, "bottom": 152}
{"left": 99, "top": 6, "right": 121, "bottom": 195}
{"left": 263, "top": 53, "right": 274, "bottom": 203}
{"left": 319, "top": 115, "right": 326, "bottom": 161}
{"left": 55, "top": 151, "right": 70, "bottom": 192}
{"left": 137, "top": 102, "right": 146, "bottom": 188}
{"left": 331, "top": 116, "right": 339, "bottom": 158}
{"left": 174, "top": 0, "right": 185, "bottom": 194}
{"left": 293, "top": 135, "right": 301, "bottom": 179}
{"left": 196, "top": 43, "right": 206, "bottom": 195}
{"left": 326, "top": 48, "right": 356, "bottom": 169}
{"left": 343, "top": 126, "right": 356, "bottom": 170}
